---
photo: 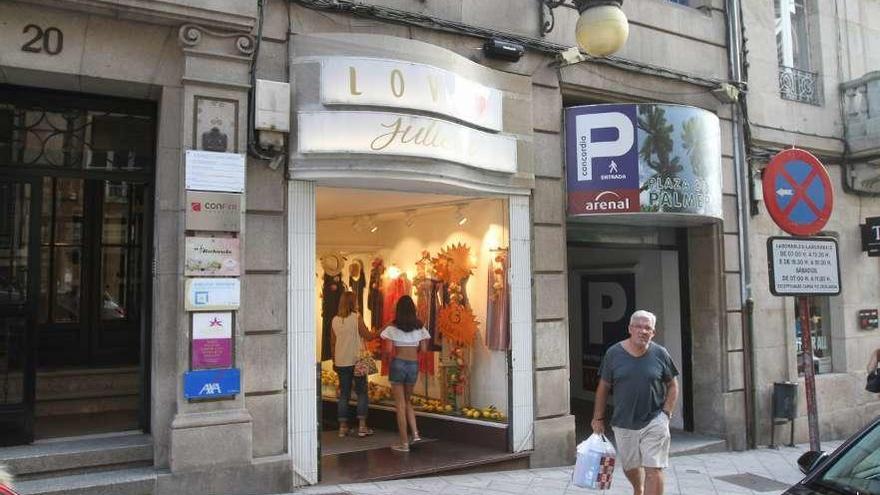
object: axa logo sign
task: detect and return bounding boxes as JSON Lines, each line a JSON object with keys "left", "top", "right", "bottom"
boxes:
{"left": 200, "top": 383, "right": 222, "bottom": 395}
{"left": 574, "top": 111, "right": 635, "bottom": 183}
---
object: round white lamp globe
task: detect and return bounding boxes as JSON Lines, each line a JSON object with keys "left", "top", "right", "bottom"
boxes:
{"left": 575, "top": 4, "right": 629, "bottom": 57}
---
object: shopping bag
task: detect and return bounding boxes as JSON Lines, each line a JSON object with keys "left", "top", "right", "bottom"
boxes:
{"left": 572, "top": 433, "right": 616, "bottom": 490}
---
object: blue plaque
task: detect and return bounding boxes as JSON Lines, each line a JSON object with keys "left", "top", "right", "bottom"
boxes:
{"left": 184, "top": 368, "right": 241, "bottom": 399}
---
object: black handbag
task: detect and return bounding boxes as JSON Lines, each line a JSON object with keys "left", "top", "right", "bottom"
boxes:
{"left": 867, "top": 369, "right": 880, "bottom": 393}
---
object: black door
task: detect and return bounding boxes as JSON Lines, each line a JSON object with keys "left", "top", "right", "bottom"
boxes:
{"left": 0, "top": 177, "right": 40, "bottom": 445}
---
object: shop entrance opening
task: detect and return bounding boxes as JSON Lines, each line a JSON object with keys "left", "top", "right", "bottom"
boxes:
{"left": 0, "top": 86, "right": 153, "bottom": 444}
{"left": 567, "top": 225, "right": 694, "bottom": 440}
{"left": 315, "top": 186, "right": 518, "bottom": 483}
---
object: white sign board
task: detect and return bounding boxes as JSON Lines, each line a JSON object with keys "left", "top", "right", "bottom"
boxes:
{"left": 321, "top": 57, "right": 503, "bottom": 132}
{"left": 185, "top": 278, "right": 241, "bottom": 311}
{"left": 192, "top": 312, "right": 234, "bottom": 340}
{"left": 297, "top": 111, "right": 516, "bottom": 174}
{"left": 185, "top": 237, "right": 241, "bottom": 276}
{"left": 768, "top": 237, "right": 841, "bottom": 296}
{"left": 185, "top": 150, "right": 245, "bottom": 193}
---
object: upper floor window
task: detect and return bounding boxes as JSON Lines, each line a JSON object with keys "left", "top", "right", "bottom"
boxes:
{"left": 775, "top": 0, "right": 822, "bottom": 105}
{"left": 667, "top": 0, "right": 689, "bottom": 5}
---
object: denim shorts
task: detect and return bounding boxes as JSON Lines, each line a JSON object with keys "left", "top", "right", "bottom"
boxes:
{"left": 389, "top": 358, "right": 419, "bottom": 385}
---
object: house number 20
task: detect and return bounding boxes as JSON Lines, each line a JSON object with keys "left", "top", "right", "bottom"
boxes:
{"left": 21, "top": 25, "right": 63, "bottom": 55}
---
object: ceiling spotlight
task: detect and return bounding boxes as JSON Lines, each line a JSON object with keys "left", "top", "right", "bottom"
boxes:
{"left": 404, "top": 209, "right": 417, "bottom": 228}
{"left": 368, "top": 215, "right": 379, "bottom": 233}
{"left": 455, "top": 205, "right": 468, "bottom": 226}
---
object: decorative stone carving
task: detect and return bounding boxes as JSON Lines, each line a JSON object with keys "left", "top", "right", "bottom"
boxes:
{"left": 178, "top": 23, "right": 255, "bottom": 57}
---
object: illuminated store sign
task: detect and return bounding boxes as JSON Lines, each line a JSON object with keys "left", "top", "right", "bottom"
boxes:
{"left": 321, "top": 57, "right": 503, "bottom": 132}
{"left": 565, "top": 103, "right": 723, "bottom": 220}
{"left": 298, "top": 111, "right": 517, "bottom": 174}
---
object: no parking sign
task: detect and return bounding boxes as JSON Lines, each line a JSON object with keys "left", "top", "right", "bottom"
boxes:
{"left": 762, "top": 149, "right": 833, "bottom": 236}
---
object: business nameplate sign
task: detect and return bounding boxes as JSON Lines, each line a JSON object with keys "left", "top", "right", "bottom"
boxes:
{"left": 185, "top": 150, "right": 245, "bottom": 193}
{"left": 186, "top": 191, "right": 241, "bottom": 232}
{"left": 565, "top": 104, "right": 722, "bottom": 221}
{"left": 185, "top": 237, "right": 240, "bottom": 276}
{"left": 192, "top": 312, "right": 233, "bottom": 369}
{"left": 298, "top": 111, "right": 516, "bottom": 174}
{"left": 767, "top": 237, "right": 841, "bottom": 296}
{"left": 184, "top": 368, "right": 240, "bottom": 399}
{"left": 321, "top": 57, "right": 503, "bottom": 132}
{"left": 185, "top": 278, "right": 241, "bottom": 311}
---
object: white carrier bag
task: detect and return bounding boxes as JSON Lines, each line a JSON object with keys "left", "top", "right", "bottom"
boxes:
{"left": 572, "top": 433, "right": 616, "bottom": 490}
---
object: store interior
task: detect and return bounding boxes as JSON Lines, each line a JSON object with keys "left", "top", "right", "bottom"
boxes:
{"left": 315, "top": 187, "right": 519, "bottom": 482}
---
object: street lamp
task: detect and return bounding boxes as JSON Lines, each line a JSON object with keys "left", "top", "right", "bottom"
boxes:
{"left": 540, "top": 0, "right": 629, "bottom": 57}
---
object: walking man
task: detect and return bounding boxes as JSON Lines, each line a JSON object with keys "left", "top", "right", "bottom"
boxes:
{"left": 591, "top": 310, "right": 679, "bottom": 495}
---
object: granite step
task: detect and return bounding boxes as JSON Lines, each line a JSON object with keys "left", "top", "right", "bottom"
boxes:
{"left": 13, "top": 467, "right": 156, "bottom": 495}
{"left": 0, "top": 433, "right": 152, "bottom": 480}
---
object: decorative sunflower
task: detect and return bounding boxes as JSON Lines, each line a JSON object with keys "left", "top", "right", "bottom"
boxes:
{"left": 437, "top": 302, "right": 479, "bottom": 345}
{"left": 433, "top": 242, "right": 473, "bottom": 284}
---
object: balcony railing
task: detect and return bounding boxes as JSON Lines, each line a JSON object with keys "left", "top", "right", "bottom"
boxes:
{"left": 778, "top": 65, "right": 823, "bottom": 106}
{"left": 841, "top": 71, "right": 880, "bottom": 158}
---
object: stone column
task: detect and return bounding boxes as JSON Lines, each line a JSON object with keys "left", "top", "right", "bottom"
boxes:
{"left": 167, "top": 23, "right": 256, "bottom": 473}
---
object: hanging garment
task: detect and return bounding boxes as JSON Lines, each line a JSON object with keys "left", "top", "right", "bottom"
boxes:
{"left": 348, "top": 268, "right": 367, "bottom": 314}
{"left": 415, "top": 276, "right": 443, "bottom": 350}
{"left": 380, "top": 274, "right": 412, "bottom": 375}
{"left": 485, "top": 251, "right": 510, "bottom": 351}
{"left": 321, "top": 273, "right": 345, "bottom": 361}
{"left": 367, "top": 259, "right": 384, "bottom": 331}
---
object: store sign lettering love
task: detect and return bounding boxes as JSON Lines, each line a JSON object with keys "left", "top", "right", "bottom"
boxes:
{"left": 298, "top": 111, "right": 516, "bottom": 174}
{"left": 321, "top": 57, "right": 502, "bottom": 132}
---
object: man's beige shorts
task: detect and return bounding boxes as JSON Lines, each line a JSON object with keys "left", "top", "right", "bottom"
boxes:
{"left": 611, "top": 413, "right": 671, "bottom": 471}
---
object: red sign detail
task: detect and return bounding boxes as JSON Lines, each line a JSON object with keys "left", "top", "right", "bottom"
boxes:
{"left": 191, "top": 202, "right": 202, "bottom": 212}
{"left": 568, "top": 189, "right": 640, "bottom": 215}
{"left": 762, "top": 149, "right": 833, "bottom": 236}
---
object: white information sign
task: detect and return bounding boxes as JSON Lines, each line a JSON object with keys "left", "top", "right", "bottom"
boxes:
{"left": 321, "top": 57, "right": 503, "bottom": 132}
{"left": 185, "top": 150, "right": 245, "bottom": 193}
{"left": 768, "top": 237, "right": 841, "bottom": 296}
{"left": 192, "top": 312, "right": 234, "bottom": 340}
{"left": 185, "top": 278, "right": 241, "bottom": 311}
{"left": 297, "top": 111, "right": 517, "bottom": 174}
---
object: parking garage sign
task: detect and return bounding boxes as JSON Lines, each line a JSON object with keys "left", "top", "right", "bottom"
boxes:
{"left": 767, "top": 237, "right": 840, "bottom": 296}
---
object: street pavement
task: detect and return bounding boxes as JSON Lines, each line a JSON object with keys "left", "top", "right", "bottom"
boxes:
{"left": 290, "top": 440, "right": 844, "bottom": 495}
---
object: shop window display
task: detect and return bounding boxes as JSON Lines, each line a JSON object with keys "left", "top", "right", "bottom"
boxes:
{"left": 316, "top": 189, "right": 510, "bottom": 425}
{"left": 795, "top": 296, "right": 832, "bottom": 375}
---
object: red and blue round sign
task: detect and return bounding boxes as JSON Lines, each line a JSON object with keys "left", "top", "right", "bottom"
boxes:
{"left": 762, "top": 149, "right": 833, "bottom": 236}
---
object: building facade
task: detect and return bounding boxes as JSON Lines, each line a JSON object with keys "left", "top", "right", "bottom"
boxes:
{"left": 6, "top": 0, "right": 866, "bottom": 493}
{"left": 742, "top": 0, "right": 880, "bottom": 444}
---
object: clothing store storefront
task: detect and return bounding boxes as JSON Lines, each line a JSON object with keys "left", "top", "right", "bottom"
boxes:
{"left": 285, "top": 33, "right": 537, "bottom": 485}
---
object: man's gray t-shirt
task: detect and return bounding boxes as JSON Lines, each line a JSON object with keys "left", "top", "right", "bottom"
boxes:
{"left": 598, "top": 342, "right": 679, "bottom": 430}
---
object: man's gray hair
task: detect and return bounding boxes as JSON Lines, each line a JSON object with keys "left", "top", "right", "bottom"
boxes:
{"left": 630, "top": 310, "right": 656, "bottom": 328}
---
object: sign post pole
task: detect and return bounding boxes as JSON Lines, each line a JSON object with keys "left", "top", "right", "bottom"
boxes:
{"left": 763, "top": 148, "right": 837, "bottom": 453}
{"left": 798, "top": 295, "right": 820, "bottom": 452}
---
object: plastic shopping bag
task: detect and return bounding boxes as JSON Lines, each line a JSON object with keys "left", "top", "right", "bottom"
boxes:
{"left": 572, "top": 433, "right": 616, "bottom": 490}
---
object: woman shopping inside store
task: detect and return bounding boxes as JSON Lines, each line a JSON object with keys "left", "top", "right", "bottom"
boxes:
{"left": 332, "top": 291, "right": 375, "bottom": 438}
{"left": 381, "top": 295, "right": 431, "bottom": 452}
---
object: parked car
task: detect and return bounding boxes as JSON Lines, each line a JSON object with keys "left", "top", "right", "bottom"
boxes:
{"left": 784, "top": 415, "right": 880, "bottom": 494}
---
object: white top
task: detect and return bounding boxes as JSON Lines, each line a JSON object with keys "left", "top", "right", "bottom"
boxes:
{"left": 332, "top": 314, "right": 361, "bottom": 367}
{"left": 380, "top": 325, "right": 431, "bottom": 347}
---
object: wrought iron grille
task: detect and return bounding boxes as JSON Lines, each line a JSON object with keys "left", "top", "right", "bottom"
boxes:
{"left": 0, "top": 87, "right": 156, "bottom": 172}
{"left": 778, "top": 65, "right": 822, "bottom": 106}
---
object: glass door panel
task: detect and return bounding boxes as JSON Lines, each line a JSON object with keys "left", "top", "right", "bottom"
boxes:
{"left": 0, "top": 178, "right": 39, "bottom": 445}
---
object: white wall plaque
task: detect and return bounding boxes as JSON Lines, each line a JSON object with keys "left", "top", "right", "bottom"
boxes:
{"left": 185, "top": 150, "right": 245, "bottom": 193}
{"left": 185, "top": 278, "right": 241, "bottom": 311}
{"left": 192, "top": 312, "right": 234, "bottom": 339}
{"left": 185, "top": 237, "right": 240, "bottom": 276}
{"left": 297, "top": 111, "right": 517, "bottom": 174}
{"left": 321, "top": 57, "right": 503, "bottom": 132}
